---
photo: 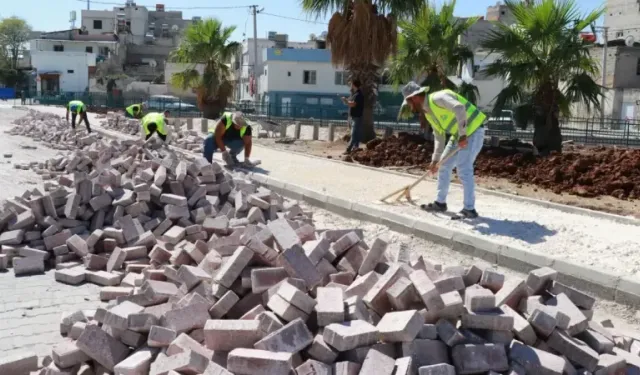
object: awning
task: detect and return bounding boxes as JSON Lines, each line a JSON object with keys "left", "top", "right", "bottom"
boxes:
{"left": 39, "top": 71, "right": 62, "bottom": 76}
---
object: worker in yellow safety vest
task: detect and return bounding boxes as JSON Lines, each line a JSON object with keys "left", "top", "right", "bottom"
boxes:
{"left": 125, "top": 103, "right": 144, "bottom": 119}
{"left": 140, "top": 110, "right": 170, "bottom": 145}
{"left": 203, "top": 111, "right": 254, "bottom": 167}
{"left": 65, "top": 100, "right": 92, "bottom": 133}
{"left": 400, "top": 81, "right": 487, "bottom": 219}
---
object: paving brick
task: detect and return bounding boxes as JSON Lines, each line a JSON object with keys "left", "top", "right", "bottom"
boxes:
{"left": 303, "top": 238, "right": 330, "bottom": 265}
{"left": 227, "top": 348, "right": 293, "bottom": 375}
{"left": 257, "top": 311, "right": 285, "bottom": 335}
{"left": 376, "top": 309, "right": 423, "bottom": 342}
{"left": 494, "top": 278, "right": 526, "bottom": 309}
{"left": 401, "top": 339, "right": 450, "bottom": 371}
{"left": 162, "top": 302, "right": 210, "bottom": 334}
{"left": 345, "top": 271, "right": 380, "bottom": 299}
{"left": 323, "top": 320, "right": 378, "bottom": 352}
{"left": 76, "top": 325, "right": 131, "bottom": 370}
{"left": 0, "top": 352, "right": 39, "bottom": 374}
{"left": 13, "top": 256, "right": 45, "bottom": 275}
{"left": 276, "top": 280, "right": 316, "bottom": 314}
{"left": 545, "top": 292, "right": 588, "bottom": 336}
{"left": 209, "top": 290, "right": 240, "bottom": 318}
{"left": 460, "top": 309, "right": 514, "bottom": 331}
{"left": 508, "top": 340, "right": 565, "bottom": 375}
{"left": 203, "top": 319, "right": 263, "bottom": 351}
{"left": 178, "top": 264, "right": 210, "bottom": 290}
{"left": 501, "top": 304, "right": 537, "bottom": 345}
{"left": 451, "top": 343, "right": 509, "bottom": 374}
{"left": 296, "top": 359, "right": 332, "bottom": 375}
{"left": 0, "top": 229, "right": 24, "bottom": 245}
{"left": 113, "top": 346, "right": 157, "bottom": 375}
{"left": 525, "top": 267, "right": 558, "bottom": 295}
{"left": 250, "top": 267, "right": 289, "bottom": 293}
{"left": 254, "top": 317, "right": 314, "bottom": 353}
{"left": 337, "top": 244, "right": 367, "bottom": 274}
{"left": 214, "top": 246, "right": 254, "bottom": 288}
{"left": 55, "top": 266, "right": 86, "bottom": 285}
{"left": 358, "top": 237, "right": 387, "bottom": 275}
{"left": 149, "top": 350, "right": 210, "bottom": 375}
{"left": 268, "top": 293, "right": 309, "bottom": 322}
{"left": 104, "top": 300, "right": 145, "bottom": 329}
{"left": 358, "top": 346, "right": 396, "bottom": 375}
{"left": 148, "top": 325, "right": 177, "bottom": 347}
{"left": 315, "top": 287, "right": 345, "bottom": 326}
{"left": 408, "top": 269, "right": 444, "bottom": 312}
{"left": 106, "top": 246, "right": 127, "bottom": 272}
{"left": 528, "top": 307, "right": 557, "bottom": 338}
{"left": 547, "top": 329, "right": 600, "bottom": 372}
{"left": 577, "top": 329, "right": 615, "bottom": 354}
{"left": 128, "top": 312, "right": 158, "bottom": 333}
{"left": 277, "top": 244, "right": 322, "bottom": 289}
{"left": 52, "top": 339, "right": 91, "bottom": 369}
{"left": 548, "top": 281, "right": 596, "bottom": 310}
{"left": 306, "top": 334, "right": 338, "bottom": 364}
{"left": 267, "top": 218, "right": 301, "bottom": 251}
{"left": 435, "top": 319, "right": 466, "bottom": 347}
{"left": 465, "top": 286, "right": 496, "bottom": 312}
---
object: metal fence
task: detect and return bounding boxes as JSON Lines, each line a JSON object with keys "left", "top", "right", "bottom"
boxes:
{"left": 20, "top": 92, "right": 640, "bottom": 147}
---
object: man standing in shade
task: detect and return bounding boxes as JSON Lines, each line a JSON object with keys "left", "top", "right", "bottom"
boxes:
{"left": 341, "top": 79, "right": 364, "bottom": 154}
{"left": 203, "top": 111, "right": 256, "bottom": 167}
{"left": 400, "top": 81, "right": 487, "bottom": 219}
{"left": 66, "top": 100, "right": 92, "bottom": 133}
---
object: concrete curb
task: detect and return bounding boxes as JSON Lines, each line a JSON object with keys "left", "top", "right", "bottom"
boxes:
{"left": 246, "top": 171, "right": 640, "bottom": 308}
{"left": 91, "top": 126, "right": 640, "bottom": 307}
{"left": 252, "top": 144, "right": 640, "bottom": 226}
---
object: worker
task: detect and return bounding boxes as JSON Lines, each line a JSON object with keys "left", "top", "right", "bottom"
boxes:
{"left": 125, "top": 103, "right": 144, "bottom": 119}
{"left": 140, "top": 110, "right": 171, "bottom": 145}
{"left": 203, "top": 111, "right": 254, "bottom": 167}
{"left": 65, "top": 100, "right": 92, "bottom": 133}
{"left": 400, "top": 81, "right": 487, "bottom": 219}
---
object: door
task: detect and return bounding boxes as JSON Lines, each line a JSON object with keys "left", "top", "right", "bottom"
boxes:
{"left": 281, "top": 97, "right": 291, "bottom": 117}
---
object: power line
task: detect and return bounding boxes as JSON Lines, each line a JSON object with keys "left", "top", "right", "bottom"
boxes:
{"left": 260, "top": 12, "right": 328, "bottom": 25}
{"left": 75, "top": 0, "right": 252, "bottom": 10}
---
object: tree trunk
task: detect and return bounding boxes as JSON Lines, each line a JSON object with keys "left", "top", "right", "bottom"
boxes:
{"left": 202, "top": 103, "right": 223, "bottom": 120}
{"left": 532, "top": 104, "right": 563, "bottom": 154}
{"left": 348, "top": 63, "right": 380, "bottom": 143}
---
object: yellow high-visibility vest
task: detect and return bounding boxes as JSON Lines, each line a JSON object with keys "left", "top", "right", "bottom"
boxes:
{"left": 68, "top": 100, "right": 85, "bottom": 114}
{"left": 141, "top": 112, "right": 167, "bottom": 135}
{"left": 208, "top": 112, "right": 247, "bottom": 137}
{"left": 424, "top": 90, "right": 486, "bottom": 137}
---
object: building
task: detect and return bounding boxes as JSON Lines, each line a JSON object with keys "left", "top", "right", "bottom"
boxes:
{"left": 231, "top": 32, "right": 318, "bottom": 103}
{"left": 27, "top": 35, "right": 121, "bottom": 93}
{"left": 259, "top": 47, "right": 396, "bottom": 118}
{"left": 465, "top": 50, "right": 508, "bottom": 111}
{"left": 604, "top": 0, "right": 640, "bottom": 43}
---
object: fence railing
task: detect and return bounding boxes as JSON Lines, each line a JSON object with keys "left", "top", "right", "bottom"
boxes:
{"left": 18, "top": 93, "right": 640, "bottom": 147}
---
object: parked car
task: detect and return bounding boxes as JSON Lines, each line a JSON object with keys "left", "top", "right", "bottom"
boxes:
{"left": 486, "top": 110, "right": 516, "bottom": 131}
{"left": 143, "top": 95, "right": 197, "bottom": 112}
{"left": 233, "top": 99, "right": 256, "bottom": 113}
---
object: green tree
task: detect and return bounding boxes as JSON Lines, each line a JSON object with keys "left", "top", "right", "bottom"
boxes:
{"left": 170, "top": 18, "right": 240, "bottom": 119}
{"left": 301, "top": 0, "right": 424, "bottom": 142}
{"left": 481, "top": 0, "right": 603, "bottom": 153}
{"left": 0, "top": 17, "right": 31, "bottom": 69}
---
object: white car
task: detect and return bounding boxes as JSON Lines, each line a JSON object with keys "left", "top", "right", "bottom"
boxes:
{"left": 143, "top": 95, "right": 197, "bottom": 112}
{"left": 487, "top": 110, "right": 516, "bottom": 131}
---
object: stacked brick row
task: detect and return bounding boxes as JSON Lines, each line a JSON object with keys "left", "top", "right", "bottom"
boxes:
{"left": 0, "top": 111, "right": 639, "bottom": 374}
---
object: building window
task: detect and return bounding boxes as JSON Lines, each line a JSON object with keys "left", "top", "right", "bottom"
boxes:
{"left": 287, "top": 71, "right": 291, "bottom": 77}
{"left": 335, "top": 71, "right": 348, "bottom": 85}
{"left": 53, "top": 45, "right": 64, "bottom": 52}
{"left": 264, "top": 69, "right": 267, "bottom": 76}
{"left": 67, "top": 70, "right": 74, "bottom": 74}
{"left": 303, "top": 70, "right": 317, "bottom": 85}
{"left": 93, "top": 20, "right": 103, "bottom": 29}
{"left": 306, "top": 97, "right": 319, "bottom": 105}
{"left": 85, "top": 46, "right": 93, "bottom": 53}
{"left": 320, "top": 97, "right": 334, "bottom": 106}
{"left": 99, "top": 47, "right": 109, "bottom": 56}
{"left": 616, "top": 32, "right": 624, "bottom": 38}
{"left": 636, "top": 58, "right": 640, "bottom": 75}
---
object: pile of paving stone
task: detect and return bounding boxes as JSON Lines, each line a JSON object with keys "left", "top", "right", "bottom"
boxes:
{"left": 8, "top": 110, "right": 99, "bottom": 151}
{"left": 2, "top": 113, "right": 640, "bottom": 374}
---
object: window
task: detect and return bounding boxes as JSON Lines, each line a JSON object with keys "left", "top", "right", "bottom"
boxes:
{"left": 636, "top": 58, "right": 640, "bottom": 75}
{"left": 93, "top": 20, "right": 103, "bottom": 29}
{"left": 99, "top": 47, "right": 109, "bottom": 55}
{"left": 306, "top": 97, "right": 319, "bottom": 105}
{"left": 67, "top": 70, "right": 74, "bottom": 74}
{"left": 320, "top": 98, "right": 334, "bottom": 106}
{"left": 303, "top": 70, "right": 317, "bottom": 84}
{"left": 264, "top": 69, "right": 267, "bottom": 76}
{"left": 53, "top": 45, "right": 64, "bottom": 52}
{"left": 85, "top": 46, "right": 93, "bottom": 53}
{"left": 616, "top": 32, "right": 624, "bottom": 38}
{"left": 335, "top": 71, "right": 348, "bottom": 85}
{"left": 287, "top": 71, "right": 291, "bottom": 77}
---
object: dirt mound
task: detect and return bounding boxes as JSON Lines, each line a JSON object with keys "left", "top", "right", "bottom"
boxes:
{"left": 352, "top": 135, "right": 640, "bottom": 200}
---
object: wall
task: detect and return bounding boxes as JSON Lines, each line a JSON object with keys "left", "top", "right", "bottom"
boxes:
{"left": 467, "top": 51, "right": 508, "bottom": 109}
{"left": 32, "top": 52, "right": 95, "bottom": 92}
{"left": 591, "top": 46, "right": 640, "bottom": 89}
{"left": 81, "top": 10, "right": 116, "bottom": 34}
{"left": 604, "top": 0, "right": 640, "bottom": 42}
{"left": 164, "top": 62, "right": 203, "bottom": 97}
{"left": 30, "top": 39, "right": 119, "bottom": 57}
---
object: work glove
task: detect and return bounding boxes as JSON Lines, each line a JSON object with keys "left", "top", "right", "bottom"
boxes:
{"left": 221, "top": 150, "right": 235, "bottom": 166}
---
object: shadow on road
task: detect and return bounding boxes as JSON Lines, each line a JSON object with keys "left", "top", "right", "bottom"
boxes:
{"left": 471, "top": 217, "right": 558, "bottom": 245}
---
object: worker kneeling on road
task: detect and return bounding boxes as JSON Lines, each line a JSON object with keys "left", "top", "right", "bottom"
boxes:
{"left": 125, "top": 103, "right": 144, "bottom": 119}
{"left": 66, "top": 100, "right": 92, "bottom": 133}
{"left": 401, "top": 81, "right": 486, "bottom": 219}
{"left": 203, "top": 111, "right": 254, "bottom": 167}
{"left": 140, "top": 110, "right": 171, "bottom": 145}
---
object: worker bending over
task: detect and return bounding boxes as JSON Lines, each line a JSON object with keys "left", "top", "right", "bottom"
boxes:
{"left": 125, "top": 103, "right": 144, "bottom": 119}
{"left": 203, "top": 111, "right": 254, "bottom": 167}
{"left": 141, "top": 110, "right": 171, "bottom": 145}
{"left": 66, "top": 100, "right": 92, "bottom": 133}
{"left": 400, "top": 81, "right": 486, "bottom": 219}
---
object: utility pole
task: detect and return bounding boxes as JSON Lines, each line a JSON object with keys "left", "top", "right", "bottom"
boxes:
{"left": 598, "top": 26, "right": 609, "bottom": 126}
{"left": 87, "top": 0, "right": 90, "bottom": 10}
{"left": 250, "top": 5, "right": 262, "bottom": 104}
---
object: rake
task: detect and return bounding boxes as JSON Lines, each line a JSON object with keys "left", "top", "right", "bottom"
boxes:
{"left": 380, "top": 147, "right": 460, "bottom": 203}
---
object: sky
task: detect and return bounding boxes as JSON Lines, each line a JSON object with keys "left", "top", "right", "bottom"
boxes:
{"left": 1, "top": 0, "right": 606, "bottom": 42}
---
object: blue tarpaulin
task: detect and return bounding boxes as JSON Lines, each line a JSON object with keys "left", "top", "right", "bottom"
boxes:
{"left": 0, "top": 88, "right": 15, "bottom": 99}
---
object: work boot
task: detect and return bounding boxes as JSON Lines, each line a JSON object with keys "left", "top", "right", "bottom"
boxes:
{"left": 420, "top": 201, "right": 447, "bottom": 212}
{"left": 453, "top": 208, "right": 479, "bottom": 220}
{"left": 231, "top": 154, "right": 240, "bottom": 165}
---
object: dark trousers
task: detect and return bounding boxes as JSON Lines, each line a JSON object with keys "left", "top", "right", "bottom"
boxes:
{"left": 347, "top": 116, "right": 362, "bottom": 152}
{"left": 71, "top": 112, "right": 92, "bottom": 133}
{"left": 144, "top": 123, "right": 167, "bottom": 141}
{"left": 203, "top": 133, "right": 244, "bottom": 163}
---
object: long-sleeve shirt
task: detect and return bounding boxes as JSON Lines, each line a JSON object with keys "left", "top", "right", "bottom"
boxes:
{"left": 422, "top": 91, "right": 468, "bottom": 162}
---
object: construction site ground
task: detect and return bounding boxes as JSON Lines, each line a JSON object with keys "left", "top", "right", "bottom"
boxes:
{"left": 252, "top": 129, "right": 640, "bottom": 218}
{"left": 1, "top": 104, "right": 640, "bottom": 362}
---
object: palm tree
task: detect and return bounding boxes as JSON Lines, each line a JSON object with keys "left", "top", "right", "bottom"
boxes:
{"left": 481, "top": 0, "right": 603, "bottom": 154}
{"left": 301, "top": 0, "right": 424, "bottom": 142}
{"left": 170, "top": 18, "right": 240, "bottom": 119}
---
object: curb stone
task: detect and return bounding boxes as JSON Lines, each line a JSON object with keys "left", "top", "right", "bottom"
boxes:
{"left": 90, "top": 126, "right": 640, "bottom": 307}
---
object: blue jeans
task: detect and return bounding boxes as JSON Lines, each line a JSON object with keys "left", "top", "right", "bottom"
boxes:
{"left": 436, "top": 126, "right": 486, "bottom": 211}
{"left": 347, "top": 116, "right": 362, "bottom": 151}
{"left": 203, "top": 134, "right": 245, "bottom": 163}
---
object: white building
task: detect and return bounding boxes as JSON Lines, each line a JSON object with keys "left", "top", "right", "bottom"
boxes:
{"left": 466, "top": 50, "right": 509, "bottom": 111}
{"left": 29, "top": 39, "right": 120, "bottom": 93}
